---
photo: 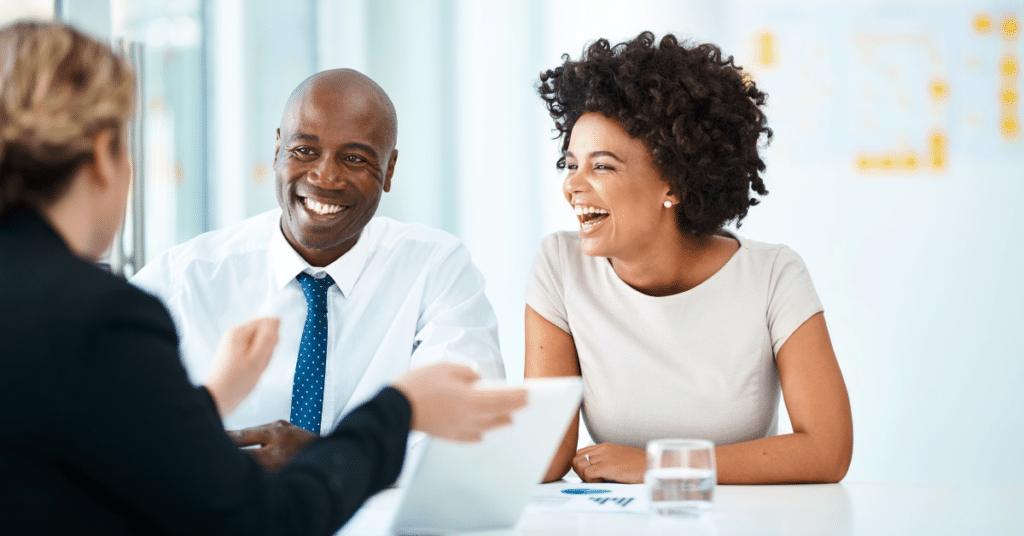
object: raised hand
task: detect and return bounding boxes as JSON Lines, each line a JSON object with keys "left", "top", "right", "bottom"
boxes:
{"left": 204, "top": 317, "right": 280, "bottom": 418}
{"left": 390, "top": 363, "right": 528, "bottom": 442}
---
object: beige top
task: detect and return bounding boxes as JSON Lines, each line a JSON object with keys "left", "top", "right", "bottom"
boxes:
{"left": 525, "top": 231, "right": 824, "bottom": 448}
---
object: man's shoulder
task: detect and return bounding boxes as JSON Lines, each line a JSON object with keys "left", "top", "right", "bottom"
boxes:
{"left": 369, "top": 217, "right": 465, "bottom": 255}
{"left": 159, "top": 209, "right": 280, "bottom": 265}
{"left": 131, "top": 209, "right": 279, "bottom": 295}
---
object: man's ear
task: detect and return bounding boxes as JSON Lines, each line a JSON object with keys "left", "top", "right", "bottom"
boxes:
{"left": 272, "top": 128, "right": 281, "bottom": 168}
{"left": 87, "top": 129, "right": 118, "bottom": 191}
{"left": 383, "top": 149, "right": 398, "bottom": 193}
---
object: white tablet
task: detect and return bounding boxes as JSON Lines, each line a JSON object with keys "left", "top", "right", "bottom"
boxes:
{"left": 390, "top": 376, "right": 583, "bottom": 535}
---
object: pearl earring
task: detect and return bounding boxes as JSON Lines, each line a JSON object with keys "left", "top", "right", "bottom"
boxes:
{"left": 663, "top": 200, "right": 673, "bottom": 209}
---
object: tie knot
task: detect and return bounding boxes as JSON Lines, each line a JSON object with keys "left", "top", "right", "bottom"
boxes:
{"left": 297, "top": 272, "right": 335, "bottom": 301}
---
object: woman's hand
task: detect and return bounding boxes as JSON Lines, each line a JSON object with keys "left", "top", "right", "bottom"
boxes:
{"left": 391, "top": 363, "right": 527, "bottom": 442}
{"left": 205, "top": 317, "right": 280, "bottom": 419}
{"left": 572, "top": 443, "right": 647, "bottom": 484}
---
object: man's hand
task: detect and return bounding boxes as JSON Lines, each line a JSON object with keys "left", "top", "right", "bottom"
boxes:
{"left": 572, "top": 443, "right": 647, "bottom": 484}
{"left": 226, "top": 420, "right": 319, "bottom": 473}
{"left": 390, "top": 363, "right": 528, "bottom": 442}
{"left": 205, "top": 317, "right": 280, "bottom": 418}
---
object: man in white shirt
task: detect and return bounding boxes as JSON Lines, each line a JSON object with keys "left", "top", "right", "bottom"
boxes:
{"left": 131, "top": 69, "right": 504, "bottom": 470}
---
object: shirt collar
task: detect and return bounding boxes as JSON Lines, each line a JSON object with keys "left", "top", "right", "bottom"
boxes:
{"left": 268, "top": 216, "right": 376, "bottom": 298}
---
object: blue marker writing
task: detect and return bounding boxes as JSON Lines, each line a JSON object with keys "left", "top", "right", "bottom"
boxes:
{"left": 561, "top": 488, "right": 611, "bottom": 495}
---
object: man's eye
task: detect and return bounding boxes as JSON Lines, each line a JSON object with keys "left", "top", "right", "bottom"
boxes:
{"left": 345, "top": 154, "right": 366, "bottom": 163}
{"left": 294, "top": 147, "right": 315, "bottom": 156}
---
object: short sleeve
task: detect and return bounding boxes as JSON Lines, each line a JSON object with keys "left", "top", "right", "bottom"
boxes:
{"left": 525, "top": 233, "right": 570, "bottom": 334}
{"left": 766, "top": 246, "right": 824, "bottom": 354}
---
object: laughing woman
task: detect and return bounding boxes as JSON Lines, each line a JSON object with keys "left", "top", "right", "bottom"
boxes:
{"left": 525, "top": 32, "right": 853, "bottom": 484}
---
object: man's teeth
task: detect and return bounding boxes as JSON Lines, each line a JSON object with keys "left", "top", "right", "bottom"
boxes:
{"left": 304, "top": 198, "right": 344, "bottom": 215}
{"left": 574, "top": 205, "right": 610, "bottom": 216}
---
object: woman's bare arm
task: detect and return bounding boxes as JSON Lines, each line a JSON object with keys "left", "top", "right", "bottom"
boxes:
{"left": 715, "top": 312, "right": 853, "bottom": 483}
{"left": 524, "top": 305, "right": 582, "bottom": 483}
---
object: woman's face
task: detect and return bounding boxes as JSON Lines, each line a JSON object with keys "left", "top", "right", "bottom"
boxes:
{"left": 563, "top": 112, "right": 678, "bottom": 259}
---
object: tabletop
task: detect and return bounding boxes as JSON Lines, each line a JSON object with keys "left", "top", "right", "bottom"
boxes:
{"left": 337, "top": 481, "right": 1024, "bottom": 535}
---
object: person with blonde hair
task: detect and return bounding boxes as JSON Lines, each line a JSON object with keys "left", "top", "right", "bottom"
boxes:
{"left": 0, "top": 20, "right": 525, "bottom": 534}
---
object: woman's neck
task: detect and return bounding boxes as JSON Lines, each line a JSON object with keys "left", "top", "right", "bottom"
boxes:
{"left": 39, "top": 170, "right": 102, "bottom": 261}
{"left": 610, "top": 228, "right": 738, "bottom": 297}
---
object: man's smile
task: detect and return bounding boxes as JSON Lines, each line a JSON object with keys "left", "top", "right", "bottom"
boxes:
{"left": 300, "top": 196, "right": 347, "bottom": 216}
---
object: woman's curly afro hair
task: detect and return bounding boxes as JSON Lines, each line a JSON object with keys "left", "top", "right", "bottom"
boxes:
{"left": 538, "top": 31, "right": 771, "bottom": 236}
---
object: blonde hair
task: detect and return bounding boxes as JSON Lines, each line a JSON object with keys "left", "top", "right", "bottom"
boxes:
{"left": 0, "top": 20, "right": 135, "bottom": 216}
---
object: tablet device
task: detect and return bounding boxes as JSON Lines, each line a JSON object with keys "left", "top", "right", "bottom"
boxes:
{"left": 390, "top": 376, "right": 583, "bottom": 535}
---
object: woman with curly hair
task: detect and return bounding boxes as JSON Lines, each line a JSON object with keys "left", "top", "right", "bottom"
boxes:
{"left": 525, "top": 32, "right": 853, "bottom": 485}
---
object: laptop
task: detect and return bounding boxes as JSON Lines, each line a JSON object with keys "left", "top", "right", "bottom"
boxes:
{"left": 390, "top": 376, "right": 583, "bottom": 535}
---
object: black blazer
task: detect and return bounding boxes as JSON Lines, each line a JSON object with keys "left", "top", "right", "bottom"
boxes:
{"left": 0, "top": 210, "right": 410, "bottom": 535}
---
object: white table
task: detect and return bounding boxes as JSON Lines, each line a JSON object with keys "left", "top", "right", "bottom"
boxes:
{"left": 338, "top": 482, "right": 1024, "bottom": 535}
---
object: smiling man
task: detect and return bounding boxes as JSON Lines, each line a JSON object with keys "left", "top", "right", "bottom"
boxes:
{"left": 132, "top": 69, "right": 505, "bottom": 470}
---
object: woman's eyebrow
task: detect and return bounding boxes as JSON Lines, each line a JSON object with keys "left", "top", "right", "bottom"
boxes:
{"left": 564, "top": 149, "right": 624, "bottom": 163}
{"left": 587, "top": 150, "right": 624, "bottom": 162}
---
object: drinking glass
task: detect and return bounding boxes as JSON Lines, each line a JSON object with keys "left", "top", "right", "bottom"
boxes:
{"left": 645, "top": 438, "right": 716, "bottom": 516}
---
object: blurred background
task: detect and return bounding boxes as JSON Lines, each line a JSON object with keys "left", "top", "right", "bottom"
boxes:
{"left": 2, "top": 0, "right": 1021, "bottom": 485}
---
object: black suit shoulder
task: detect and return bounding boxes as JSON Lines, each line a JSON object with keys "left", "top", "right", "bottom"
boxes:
{"left": 0, "top": 210, "right": 411, "bottom": 535}
{"left": 0, "top": 211, "right": 179, "bottom": 417}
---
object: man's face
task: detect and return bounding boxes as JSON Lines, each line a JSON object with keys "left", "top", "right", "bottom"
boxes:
{"left": 273, "top": 84, "right": 397, "bottom": 267}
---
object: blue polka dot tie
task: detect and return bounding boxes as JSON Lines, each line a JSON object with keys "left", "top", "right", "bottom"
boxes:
{"left": 290, "top": 272, "right": 335, "bottom": 433}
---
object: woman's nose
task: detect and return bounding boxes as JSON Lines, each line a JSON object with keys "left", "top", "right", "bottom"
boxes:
{"left": 563, "top": 168, "right": 586, "bottom": 196}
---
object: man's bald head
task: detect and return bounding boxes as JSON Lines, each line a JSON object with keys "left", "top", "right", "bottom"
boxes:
{"left": 273, "top": 68, "right": 400, "bottom": 267}
{"left": 281, "top": 68, "right": 398, "bottom": 151}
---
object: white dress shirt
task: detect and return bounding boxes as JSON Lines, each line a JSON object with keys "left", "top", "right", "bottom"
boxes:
{"left": 131, "top": 209, "right": 504, "bottom": 433}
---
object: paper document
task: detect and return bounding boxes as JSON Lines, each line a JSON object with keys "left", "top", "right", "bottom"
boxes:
{"left": 526, "top": 482, "right": 648, "bottom": 514}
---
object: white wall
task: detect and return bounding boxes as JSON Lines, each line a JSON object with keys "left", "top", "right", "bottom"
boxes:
{"left": 722, "top": 0, "right": 1024, "bottom": 484}
{"left": 443, "top": 0, "right": 1024, "bottom": 485}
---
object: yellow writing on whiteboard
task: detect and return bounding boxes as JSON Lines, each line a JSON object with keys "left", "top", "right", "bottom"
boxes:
{"left": 1001, "top": 55, "right": 1018, "bottom": 76}
{"left": 855, "top": 150, "right": 922, "bottom": 174}
{"left": 1003, "top": 117, "right": 1019, "bottom": 138}
{"left": 758, "top": 31, "right": 778, "bottom": 68}
{"left": 929, "top": 131, "right": 947, "bottom": 170}
{"left": 903, "top": 152, "right": 919, "bottom": 171}
{"left": 1004, "top": 15, "right": 1019, "bottom": 41}
{"left": 974, "top": 13, "right": 992, "bottom": 34}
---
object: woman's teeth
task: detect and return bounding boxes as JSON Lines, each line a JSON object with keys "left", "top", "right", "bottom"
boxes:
{"left": 574, "top": 205, "right": 610, "bottom": 227}
{"left": 574, "top": 205, "right": 610, "bottom": 216}
{"left": 304, "top": 197, "right": 344, "bottom": 215}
